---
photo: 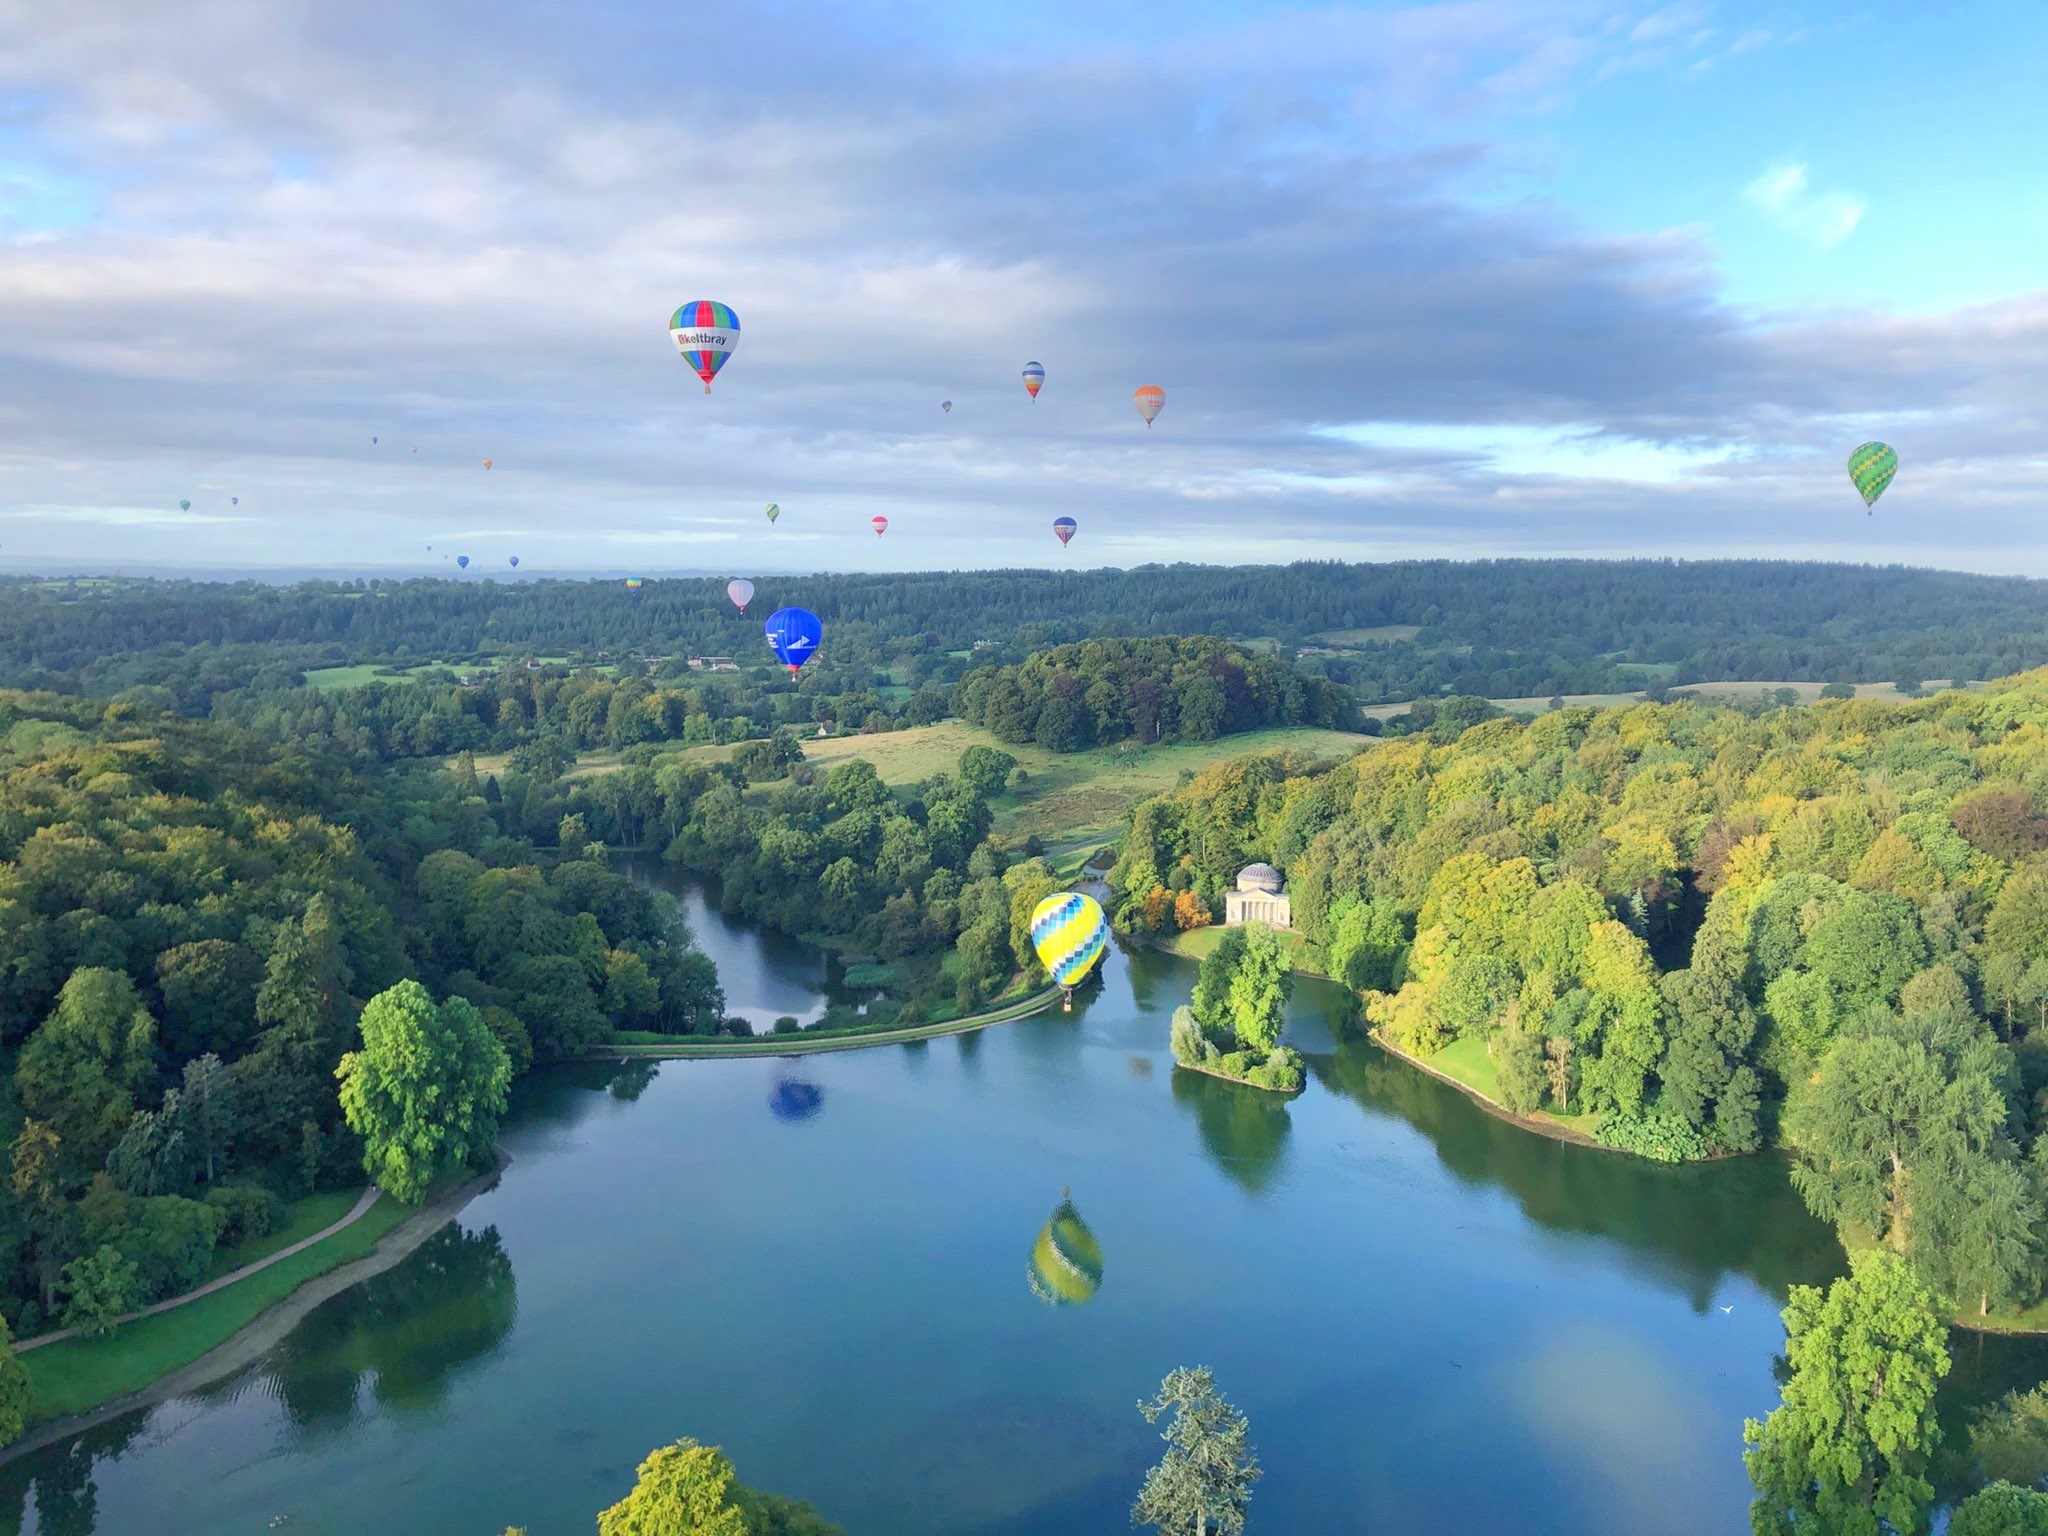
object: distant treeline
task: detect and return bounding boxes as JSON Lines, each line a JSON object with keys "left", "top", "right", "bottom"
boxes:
{"left": 952, "top": 636, "right": 1350, "bottom": 750}
{"left": 3, "top": 560, "right": 2043, "bottom": 717}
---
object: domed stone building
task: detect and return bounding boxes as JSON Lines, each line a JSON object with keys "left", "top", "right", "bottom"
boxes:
{"left": 1223, "top": 862, "right": 1291, "bottom": 929}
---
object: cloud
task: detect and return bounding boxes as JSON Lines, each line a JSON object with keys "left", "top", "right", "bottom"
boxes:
{"left": 0, "top": 2, "right": 2040, "bottom": 574}
{"left": 1744, "top": 162, "right": 1866, "bottom": 249}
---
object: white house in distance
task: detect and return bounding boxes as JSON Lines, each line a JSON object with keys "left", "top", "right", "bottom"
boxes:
{"left": 1223, "top": 863, "right": 1292, "bottom": 929}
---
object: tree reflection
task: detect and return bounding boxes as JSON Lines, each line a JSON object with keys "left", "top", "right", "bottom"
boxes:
{"left": 1170, "top": 1066, "right": 1292, "bottom": 1194}
{"left": 260, "top": 1223, "right": 519, "bottom": 1433}
{"left": 1309, "top": 1038, "right": 1841, "bottom": 1308}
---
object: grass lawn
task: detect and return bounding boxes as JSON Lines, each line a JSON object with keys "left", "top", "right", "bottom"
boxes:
{"left": 801, "top": 721, "right": 1373, "bottom": 845}
{"left": 1367, "top": 677, "right": 1983, "bottom": 722}
{"left": 302, "top": 663, "right": 424, "bottom": 690}
{"left": 1163, "top": 925, "right": 1307, "bottom": 966}
{"left": 197, "top": 1189, "right": 365, "bottom": 1284}
{"left": 24, "top": 1193, "right": 414, "bottom": 1423}
{"left": 1419, "top": 1034, "right": 1602, "bottom": 1137}
{"left": 1308, "top": 625, "right": 1423, "bottom": 647}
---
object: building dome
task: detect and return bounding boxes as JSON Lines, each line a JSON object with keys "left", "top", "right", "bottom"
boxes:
{"left": 1236, "top": 862, "right": 1283, "bottom": 894}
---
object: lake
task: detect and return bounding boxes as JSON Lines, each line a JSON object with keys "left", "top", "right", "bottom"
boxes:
{"left": 5, "top": 866, "right": 2022, "bottom": 1535}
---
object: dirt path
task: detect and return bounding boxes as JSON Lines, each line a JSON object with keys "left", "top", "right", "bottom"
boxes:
{"left": 0, "top": 1156, "right": 507, "bottom": 1466}
{"left": 608, "top": 985, "right": 1062, "bottom": 1058}
{"left": 18, "top": 1186, "right": 385, "bottom": 1355}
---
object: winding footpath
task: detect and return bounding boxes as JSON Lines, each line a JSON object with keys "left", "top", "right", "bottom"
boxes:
{"left": 17, "top": 1186, "right": 386, "bottom": 1355}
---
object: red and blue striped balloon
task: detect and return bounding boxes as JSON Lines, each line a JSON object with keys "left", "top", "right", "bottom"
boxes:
{"left": 670, "top": 300, "right": 741, "bottom": 392}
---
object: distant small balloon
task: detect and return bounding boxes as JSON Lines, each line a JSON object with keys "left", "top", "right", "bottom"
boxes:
{"left": 372, "top": 436, "right": 378, "bottom": 444}
{"left": 509, "top": 556, "right": 519, "bottom": 568}
{"left": 1134, "top": 385, "right": 1165, "bottom": 427}
{"left": 941, "top": 400, "right": 952, "bottom": 413}
{"left": 1847, "top": 441, "right": 1898, "bottom": 514}
{"left": 670, "top": 299, "right": 741, "bottom": 393}
{"left": 765, "top": 502, "right": 781, "bottom": 524}
{"left": 456, "top": 555, "right": 469, "bottom": 569}
{"left": 482, "top": 459, "right": 492, "bottom": 470}
{"left": 179, "top": 500, "right": 190, "bottom": 512}
{"left": 231, "top": 496, "right": 238, "bottom": 506}
{"left": 871, "top": 516, "right": 888, "bottom": 537}
{"left": 624, "top": 577, "right": 643, "bottom": 591}
{"left": 727, "top": 578, "right": 755, "bottom": 614}
{"left": 1022, "top": 361, "right": 1044, "bottom": 399}
{"left": 1053, "top": 516, "right": 1077, "bottom": 547}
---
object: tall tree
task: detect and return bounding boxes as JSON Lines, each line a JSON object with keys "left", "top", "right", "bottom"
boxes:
{"left": 1132, "top": 1366, "right": 1262, "bottom": 1536}
{"left": 0, "top": 1315, "right": 29, "bottom": 1444}
{"left": 597, "top": 1439, "right": 749, "bottom": 1536}
{"left": 1744, "top": 1250, "right": 1949, "bottom": 1536}
{"left": 16, "top": 969, "right": 158, "bottom": 1182}
{"left": 336, "top": 981, "right": 511, "bottom": 1204}
{"left": 1225, "top": 922, "right": 1293, "bottom": 1054}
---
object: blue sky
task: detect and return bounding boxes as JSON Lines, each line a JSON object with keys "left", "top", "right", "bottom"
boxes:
{"left": 1, "top": 0, "right": 2044, "bottom": 575}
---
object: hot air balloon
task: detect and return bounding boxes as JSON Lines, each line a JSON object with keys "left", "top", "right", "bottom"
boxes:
{"left": 1028, "top": 1187, "right": 1103, "bottom": 1307}
{"left": 670, "top": 300, "right": 740, "bottom": 393}
{"left": 179, "top": 500, "right": 191, "bottom": 512}
{"left": 509, "top": 556, "right": 519, "bottom": 568}
{"left": 769, "top": 1079, "right": 823, "bottom": 1122}
{"left": 231, "top": 496, "right": 238, "bottom": 506}
{"left": 482, "top": 459, "right": 492, "bottom": 470}
{"left": 765, "top": 503, "right": 781, "bottom": 524}
{"left": 1053, "top": 516, "right": 1077, "bottom": 547}
{"left": 625, "top": 577, "right": 644, "bottom": 591}
{"left": 1848, "top": 442, "right": 1898, "bottom": 514}
{"left": 942, "top": 400, "right": 953, "bottom": 413}
{"left": 1022, "top": 362, "right": 1044, "bottom": 400}
{"left": 870, "top": 516, "right": 889, "bottom": 537}
{"left": 1030, "top": 892, "right": 1108, "bottom": 1010}
{"left": 765, "top": 606, "right": 823, "bottom": 677}
{"left": 727, "top": 578, "right": 755, "bottom": 615}
{"left": 1134, "top": 385, "right": 1165, "bottom": 427}
{"left": 456, "top": 555, "right": 469, "bottom": 569}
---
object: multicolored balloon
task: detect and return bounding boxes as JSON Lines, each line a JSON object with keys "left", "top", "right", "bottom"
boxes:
{"left": 1134, "top": 385, "right": 1165, "bottom": 427}
{"left": 727, "top": 578, "right": 755, "bottom": 614}
{"left": 1030, "top": 891, "right": 1108, "bottom": 1008}
{"left": 765, "top": 502, "right": 781, "bottom": 524}
{"left": 1848, "top": 442, "right": 1898, "bottom": 514}
{"left": 765, "top": 606, "right": 823, "bottom": 676}
{"left": 870, "top": 516, "right": 889, "bottom": 537}
{"left": 1028, "top": 1188, "right": 1103, "bottom": 1307}
{"left": 670, "top": 300, "right": 740, "bottom": 393}
{"left": 941, "top": 400, "right": 953, "bottom": 413}
{"left": 1053, "top": 516, "right": 1077, "bottom": 547}
{"left": 624, "top": 577, "right": 644, "bottom": 591}
{"left": 1022, "top": 362, "right": 1044, "bottom": 400}
{"left": 456, "top": 555, "right": 469, "bottom": 569}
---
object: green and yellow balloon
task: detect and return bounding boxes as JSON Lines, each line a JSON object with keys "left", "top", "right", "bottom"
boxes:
{"left": 1030, "top": 891, "right": 1108, "bottom": 1011}
{"left": 1848, "top": 442, "right": 1898, "bottom": 515}
{"left": 1028, "top": 1188, "right": 1104, "bottom": 1307}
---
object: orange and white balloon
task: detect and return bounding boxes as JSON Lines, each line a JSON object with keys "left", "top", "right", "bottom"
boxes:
{"left": 1134, "top": 386, "right": 1165, "bottom": 427}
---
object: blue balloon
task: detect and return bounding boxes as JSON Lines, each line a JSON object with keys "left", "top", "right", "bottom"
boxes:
{"left": 765, "top": 606, "right": 823, "bottom": 674}
{"left": 770, "top": 1080, "right": 823, "bottom": 1121}
{"left": 456, "top": 554, "right": 469, "bottom": 569}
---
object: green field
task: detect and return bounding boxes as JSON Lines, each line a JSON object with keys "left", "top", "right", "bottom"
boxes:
{"left": 1306, "top": 624, "right": 1423, "bottom": 647}
{"left": 302, "top": 663, "right": 426, "bottom": 691}
{"left": 1163, "top": 924, "right": 1307, "bottom": 965}
{"left": 1365, "top": 677, "right": 1979, "bottom": 721}
{"left": 1415, "top": 1035, "right": 1601, "bottom": 1138}
{"left": 800, "top": 722, "right": 1375, "bottom": 844}
{"left": 24, "top": 1192, "right": 411, "bottom": 1423}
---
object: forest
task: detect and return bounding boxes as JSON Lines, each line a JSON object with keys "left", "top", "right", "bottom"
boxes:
{"left": 4, "top": 559, "right": 2044, "bottom": 728}
{"left": 951, "top": 636, "right": 1350, "bottom": 751}
{"left": 0, "top": 691, "right": 723, "bottom": 1342}
{"left": 1109, "top": 670, "right": 2048, "bottom": 1314}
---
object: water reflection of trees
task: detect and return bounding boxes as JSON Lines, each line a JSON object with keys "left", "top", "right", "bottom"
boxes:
{"left": 0, "top": 1414, "right": 144, "bottom": 1536}
{"left": 1310, "top": 1040, "right": 1843, "bottom": 1309}
{"left": 1169, "top": 1067, "right": 1292, "bottom": 1194}
{"left": 234, "top": 1223, "right": 519, "bottom": 1435}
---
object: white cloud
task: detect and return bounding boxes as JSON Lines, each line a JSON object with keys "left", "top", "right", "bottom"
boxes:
{"left": 1744, "top": 162, "right": 1865, "bottom": 249}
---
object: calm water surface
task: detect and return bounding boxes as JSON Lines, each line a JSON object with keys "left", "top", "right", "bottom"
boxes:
{"left": 11, "top": 868, "right": 2025, "bottom": 1535}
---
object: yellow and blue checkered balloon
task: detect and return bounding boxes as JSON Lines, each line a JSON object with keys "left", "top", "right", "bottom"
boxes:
{"left": 1030, "top": 892, "right": 1108, "bottom": 990}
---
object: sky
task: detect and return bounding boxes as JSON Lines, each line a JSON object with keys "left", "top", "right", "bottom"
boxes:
{"left": 2, "top": 0, "right": 2045, "bottom": 576}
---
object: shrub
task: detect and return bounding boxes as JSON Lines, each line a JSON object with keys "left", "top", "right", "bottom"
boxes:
{"left": 771, "top": 1017, "right": 801, "bottom": 1035}
{"left": 204, "top": 1183, "right": 285, "bottom": 1247}
{"left": 1593, "top": 1111, "right": 1708, "bottom": 1163}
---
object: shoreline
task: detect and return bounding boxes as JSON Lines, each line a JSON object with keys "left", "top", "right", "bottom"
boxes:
{"left": 0, "top": 1152, "right": 509, "bottom": 1466}
{"left": 603, "top": 984, "right": 1062, "bottom": 1058}
{"left": 1366, "top": 1027, "right": 1615, "bottom": 1153}
{"left": 1171, "top": 1057, "right": 1301, "bottom": 1094}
